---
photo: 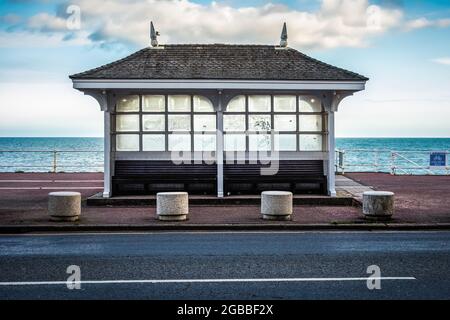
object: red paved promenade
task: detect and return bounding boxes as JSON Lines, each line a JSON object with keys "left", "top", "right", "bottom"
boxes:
{"left": 0, "top": 172, "right": 449, "bottom": 227}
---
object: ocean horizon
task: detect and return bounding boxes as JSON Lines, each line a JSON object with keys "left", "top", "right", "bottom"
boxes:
{"left": 0, "top": 137, "right": 449, "bottom": 174}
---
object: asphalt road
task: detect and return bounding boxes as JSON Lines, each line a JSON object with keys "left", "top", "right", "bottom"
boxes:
{"left": 0, "top": 231, "right": 449, "bottom": 300}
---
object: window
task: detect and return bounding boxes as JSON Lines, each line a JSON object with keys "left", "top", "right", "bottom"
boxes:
{"left": 194, "top": 96, "right": 214, "bottom": 112}
{"left": 249, "top": 134, "right": 271, "bottom": 151}
{"left": 194, "top": 115, "right": 216, "bottom": 131}
{"left": 299, "top": 134, "right": 322, "bottom": 151}
{"left": 224, "top": 134, "right": 246, "bottom": 151}
{"left": 299, "top": 96, "right": 322, "bottom": 112}
{"left": 168, "top": 95, "right": 191, "bottom": 112}
{"left": 299, "top": 115, "right": 322, "bottom": 132}
{"left": 249, "top": 115, "right": 271, "bottom": 132}
{"left": 274, "top": 95, "right": 296, "bottom": 112}
{"left": 248, "top": 95, "right": 271, "bottom": 112}
{"left": 168, "top": 134, "right": 191, "bottom": 151}
{"left": 194, "top": 134, "right": 216, "bottom": 151}
{"left": 113, "top": 94, "right": 325, "bottom": 152}
{"left": 169, "top": 115, "right": 190, "bottom": 131}
{"left": 116, "top": 134, "right": 139, "bottom": 151}
{"left": 226, "top": 95, "right": 245, "bottom": 112}
{"left": 274, "top": 115, "right": 296, "bottom": 132}
{"left": 274, "top": 134, "right": 297, "bottom": 151}
{"left": 224, "top": 115, "right": 245, "bottom": 132}
{"left": 114, "top": 94, "right": 216, "bottom": 152}
{"left": 225, "top": 94, "right": 325, "bottom": 152}
{"left": 116, "top": 115, "right": 139, "bottom": 132}
{"left": 143, "top": 134, "right": 165, "bottom": 151}
{"left": 142, "top": 95, "right": 165, "bottom": 112}
{"left": 142, "top": 115, "right": 164, "bottom": 132}
{"left": 116, "top": 95, "right": 139, "bottom": 112}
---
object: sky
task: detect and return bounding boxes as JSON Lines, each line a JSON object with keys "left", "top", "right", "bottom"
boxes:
{"left": 0, "top": 0, "right": 449, "bottom": 137}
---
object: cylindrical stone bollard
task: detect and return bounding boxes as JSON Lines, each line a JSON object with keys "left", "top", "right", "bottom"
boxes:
{"left": 362, "top": 191, "right": 394, "bottom": 220}
{"left": 261, "top": 191, "right": 293, "bottom": 221}
{"left": 157, "top": 192, "right": 189, "bottom": 221}
{"left": 48, "top": 191, "right": 81, "bottom": 222}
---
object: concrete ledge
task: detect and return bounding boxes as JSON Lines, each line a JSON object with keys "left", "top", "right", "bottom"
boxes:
{"left": 87, "top": 193, "right": 357, "bottom": 207}
{"left": 1, "top": 223, "right": 449, "bottom": 234}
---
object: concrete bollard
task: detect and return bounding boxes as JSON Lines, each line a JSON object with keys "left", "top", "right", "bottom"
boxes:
{"left": 157, "top": 192, "right": 189, "bottom": 221}
{"left": 261, "top": 191, "right": 293, "bottom": 221}
{"left": 363, "top": 191, "right": 394, "bottom": 220}
{"left": 48, "top": 191, "right": 81, "bottom": 222}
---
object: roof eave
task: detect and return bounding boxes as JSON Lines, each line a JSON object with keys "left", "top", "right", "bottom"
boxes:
{"left": 71, "top": 78, "right": 367, "bottom": 92}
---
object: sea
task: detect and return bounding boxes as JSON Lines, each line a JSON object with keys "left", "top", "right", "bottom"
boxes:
{"left": 0, "top": 137, "right": 449, "bottom": 174}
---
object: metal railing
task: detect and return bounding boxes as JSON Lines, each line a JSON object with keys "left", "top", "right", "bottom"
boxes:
{"left": 336, "top": 149, "right": 450, "bottom": 175}
{"left": 1, "top": 149, "right": 448, "bottom": 175}
{"left": 0, "top": 150, "right": 103, "bottom": 173}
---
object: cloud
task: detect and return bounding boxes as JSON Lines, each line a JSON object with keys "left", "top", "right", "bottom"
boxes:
{"left": 404, "top": 17, "right": 450, "bottom": 31}
{"left": 432, "top": 57, "right": 450, "bottom": 66}
{"left": 8, "top": 0, "right": 450, "bottom": 50}
{"left": 0, "top": 30, "right": 90, "bottom": 48}
{"left": 5, "top": 0, "right": 404, "bottom": 50}
{"left": 76, "top": 0, "right": 404, "bottom": 49}
{"left": 0, "top": 13, "right": 22, "bottom": 24}
{"left": 27, "top": 12, "right": 68, "bottom": 32}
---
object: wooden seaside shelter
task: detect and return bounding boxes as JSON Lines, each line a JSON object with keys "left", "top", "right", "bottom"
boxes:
{"left": 70, "top": 23, "right": 368, "bottom": 198}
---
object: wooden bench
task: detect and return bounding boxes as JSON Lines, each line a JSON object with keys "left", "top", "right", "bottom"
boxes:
{"left": 112, "top": 161, "right": 217, "bottom": 195}
{"left": 224, "top": 160, "right": 327, "bottom": 195}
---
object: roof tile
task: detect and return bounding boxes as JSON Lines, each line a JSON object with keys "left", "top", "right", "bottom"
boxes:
{"left": 70, "top": 44, "right": 368, "bottom": 81}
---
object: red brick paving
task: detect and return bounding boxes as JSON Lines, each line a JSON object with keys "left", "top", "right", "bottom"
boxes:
{"left": 346, "top": 173, "right": 450, "bottom": 223}
{"left": 0, "top": 172, "right": 449, "bottom": 226}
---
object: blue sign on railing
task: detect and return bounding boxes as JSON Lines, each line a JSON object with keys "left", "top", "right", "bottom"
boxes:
{"left": 430, "top": 152, "right": 447, "bottom": 167}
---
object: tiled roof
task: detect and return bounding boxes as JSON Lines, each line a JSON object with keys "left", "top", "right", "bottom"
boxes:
{"left": 70, "top": 44, "right": 368, "bottom": 81}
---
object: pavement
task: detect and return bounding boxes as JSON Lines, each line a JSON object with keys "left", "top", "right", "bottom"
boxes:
{"left": 0, "top": 172, "right": 449, "bottom": 232}
{"left": 0, "top": 231, "right": 449, "bottom": 299}
{"left": 335, "top": 174, "right": 374, "bottom": 200}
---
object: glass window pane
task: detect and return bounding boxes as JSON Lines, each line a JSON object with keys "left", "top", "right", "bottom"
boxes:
{"left": 142, "top": 134, "right": 165, "bottom": 151}
{"left": 142, "top": 95, "right": 165, "bottom": 112}
{"left": 142, "top": 115, "right": 165, "bottom": 132}
{"left": 193, "top": 95, "right": 214, "bottom": 112}
{"left": 116, "top": 134, "right": 139, "bottom": 151}
{"left": 274, "top": 115, "right": 296, "bottom": 132}
{"left": 168, "top": 115, "right": 190, "bottom": 131}
{"left": 274, "top": 95, "right": 296, "bottom": 112}
{"left": 299, "top": 96, "right": 322, "bottom": 112}
{"left": 249, "top": 134, "right": 271, "bottom": 151}
{"left": 249, "top": 115, "right": 271, "bottom": 131}
{"left": 168, "top": 95, "right": 191, "bottom": 112}
{"left": 168, "top": 134, "right": 191, "bottom": 151}
{"left": 226, "top": 95, "right": 245, "bottom": 112}
{"left": 274, "top": 134, "right": 296, "bottom": 151}
{"left": 299, "top": 115, "right": 322, "bottom": 132}
{"left": 224, "top": 134, "right": 246, "bottom": 151}
{"left": 194, "top": 115, "right": 216, "bottom": 131}
{"left": 224, "top": 115, "right": 245, "bottom": 132}
{"left": 116, "top": 95, "right": 139, "bottom": 112}
{"left": 299, "top": 134, "right": 322, "bottom": 151}
{"left": 194, "top": 134, "right": 216, "bottom": 151}
{"left": 248, "top": 95, "right": 271, "bottom": 112}
{"left": 116, "top": 115, "right": 139, "bottom": 132}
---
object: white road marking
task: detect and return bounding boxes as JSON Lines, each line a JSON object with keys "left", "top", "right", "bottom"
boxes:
{"left": 54, "top": 180, "right": 103, "bottom": 183}
{"left": 0, "top": 180, "right": 102, "bottom": 183}
{"left": 0, "top": 230, "right": 445, "bottom": 237}
{"left": 0, "top": 180, "right": 53, "bottom": 183}
{"left": 0, "top": 187, "right": 103, "bottom": 190}
{"left": 0, "top": 277, "right": 416, "bottom": 286}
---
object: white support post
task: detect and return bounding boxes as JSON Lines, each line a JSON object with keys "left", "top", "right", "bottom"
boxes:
{"left": 216, "top": 98, "right": 224, "bottom": 198}
{"left": 103, "top": 111, "right": 112, "bottom": 198}
{"left": 327, "top": 111, "right": 336, "bottom": 197}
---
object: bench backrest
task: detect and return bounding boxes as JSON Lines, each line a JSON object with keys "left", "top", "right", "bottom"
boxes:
{"left": 114, "top": 160, "right": 217, "bottom": 177}
{"left": 224, "top": 160, "right": 324, "bottom": 178}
